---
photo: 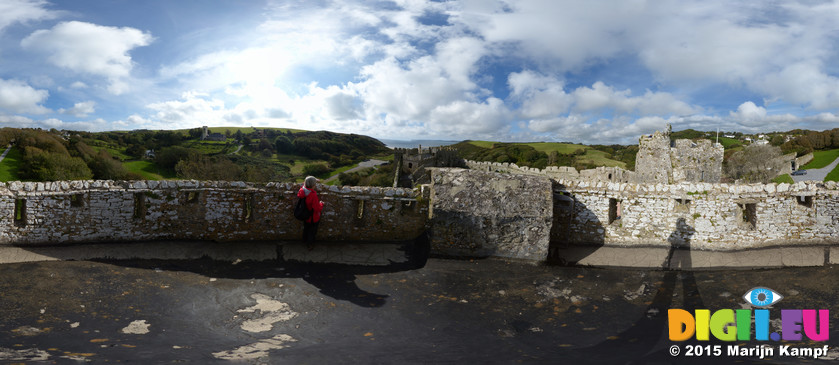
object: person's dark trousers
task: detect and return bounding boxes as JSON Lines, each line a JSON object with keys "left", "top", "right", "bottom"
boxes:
{"left": 303, "top": 221, "right": 319, "bottom": 243}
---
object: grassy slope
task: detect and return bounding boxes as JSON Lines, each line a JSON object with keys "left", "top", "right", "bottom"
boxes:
{"left": 577, "top": 149, "right": 627, "bottom": 168}
{"left": 204, "top": 127, "right": 306, "bottom": 135}
{"left": 0, "top": 146, "right": 22, "bottom": 181}
{"left": 124, "top": 160, "right": 175, "bottom": 180}
{"left": 825, "top": 164, "right": 839, "bottom": 182}
{"left": 467, "top": 141, "right": 626, "bottom": 168}
{"left": 524, "top": 142, "right": 587, "bottom": 154}
{"left": 717, "top": 137, "right": 741, "bottom": 149}
{"left": 772, "top": 174, "right": 794, "bottom": 184}
{"left": 467, "top": 141, "right": 496, "bottom": 149}
{"left": 803, "top": 149, "right": 839, "bottom": 169}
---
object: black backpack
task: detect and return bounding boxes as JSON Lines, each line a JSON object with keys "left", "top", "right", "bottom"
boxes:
{"left": 294, "top": 197, "right": 312, "bottom": 221}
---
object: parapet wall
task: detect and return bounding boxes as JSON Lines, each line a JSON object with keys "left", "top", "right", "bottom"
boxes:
{"left": 554, "top": 179, "right": 839, "bottom": 250}
{"left": 464, "top": 160, "right": 633, "bottom": 183}
{"left": 428, "top": 167, "right": 839, "bottom": 261}
{"left": 0, "top": 180, "right": 428, "bottom": 245}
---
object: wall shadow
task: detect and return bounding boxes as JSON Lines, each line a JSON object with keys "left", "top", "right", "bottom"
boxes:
{"left": 547, "top": 181, "right": 606, "bottom": 264}
{"left": 565, "top": 218, "right": 708, "bottom": 363}
{"left": 88, "top": 235, "right": 431, "bottom": 309}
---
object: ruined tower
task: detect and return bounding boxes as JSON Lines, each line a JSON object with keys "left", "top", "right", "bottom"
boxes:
{"left": 633, "top": 124, "right": 724, "bottom": 184}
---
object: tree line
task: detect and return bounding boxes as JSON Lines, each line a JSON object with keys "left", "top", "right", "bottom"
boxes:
{"left": 452, "top": 141, "right": 638, "bottom": 171}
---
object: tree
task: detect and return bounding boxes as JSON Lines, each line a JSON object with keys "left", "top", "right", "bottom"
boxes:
{"left": 22, "top": 146, "right": 93, "bottom": 181}
{"left": 274, "top": 136, "right": 292, "bottom": 154}
{"left": 175, "top": 154, "right": 242, "bottom": 181}
{"left": 125, "top": 144, "right": 146, "bottom": 159}
{"left": 155, "top": 146, "right": 194, "bottom": 170}
{"left": 725, "top": 144, "right": 785, "bottom": 183}
{"left": 302, "top": 163, "right": 331, "bottom": 178}
{"left": 338, "top": 172, "right": 361, "bottom": 186}
{"left": 188, "top": 128, "right": 203, "bottom": 139}
{"left": 88, "top": 150, "right": 130, "bottom": 180}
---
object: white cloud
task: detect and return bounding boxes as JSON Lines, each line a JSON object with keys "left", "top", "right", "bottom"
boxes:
{"left": 59, "top": 101, "right": 95, "bottom": 117}
{"left": 731, "top": 101, "right": 767, "bottom": 122}
{"left": 146, "top": 91, "right": 226, "bottom": 126}
{"left": 508, "top": 71, "right": 572, "bottom": 119}
{"left": 571, "top": 82, "right": 698, "bottom": 116}
{"left": 459, "top": 1, "right": 636, "bottom": 71}
{"left": 0, "top": 115, "right": 98, "bottom": 131}
{"left": 0, "top": 0, "right": 56, "bottom": 33}
{"left": 0, "top": 79, "right": 49, "bottom": 114}
{"left": 21, "top": 21, "right": 153, "bottom": 94}
{"left": 96, "top": 0, "right": 839, "bottom": 143}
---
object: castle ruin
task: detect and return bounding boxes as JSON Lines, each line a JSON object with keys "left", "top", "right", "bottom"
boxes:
{"left": 392, "top": 145, "right": 462, "bottom": 187}
{"left": 2, "top": 129, "right": 836, "bottom": 268}
{"left": 634, "top": 124, "right": 724, "bottom": 184}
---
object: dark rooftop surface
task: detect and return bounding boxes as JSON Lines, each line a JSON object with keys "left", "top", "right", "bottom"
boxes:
{"left": 0, "top": 252, "right": 836, "bottom": 363}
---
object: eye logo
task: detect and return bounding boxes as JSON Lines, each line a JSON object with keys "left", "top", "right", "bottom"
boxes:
{"left": 743, "top": 287, "right": 783, "bottom": 307}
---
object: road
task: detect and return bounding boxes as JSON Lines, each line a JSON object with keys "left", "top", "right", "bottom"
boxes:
{"left": 324, "top": 159, "right": 387, "bottom": 183}
{"left": 228, "top": 144, "right": 243, "bottom": 155}
{"left": 0, "top": 242, "right": 837, "bottom": 363}
{"left": 793, "top": 155, "right": 839, "bottom": 183}
{"left": 0, "top": 144, "right": 11, "bottom": 163}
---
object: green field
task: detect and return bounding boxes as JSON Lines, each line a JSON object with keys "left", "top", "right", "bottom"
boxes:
{"left": 576, "top": 149, "right": 626, "bottom": 168}
{"left": 184, "top": 140, "right": 233, "bottom": 154}
{"left": 124, "top": 160, "right": 174, "bottom": 180}
{"left": 803, "top": 149, "right": 839, "bottom": 169}
{"left": 826, "top": 164, "right": 839, "bottom": 182}
{"left": 772, "top": 174, "right": 794, "bottom": 184}
{"left": 204, "top": 126, "right": 305, "bottom": 135}
{"left": 524, "top": 142, "right": 588, "bottom": 154}
{"left": 467, "top": 141, "right": 496, "bottom": 149}
{"left": 717, "top": 137, "right": 741, "bottom": 149}
{"left": 88, "top": 143, "right": 132, "bottom": 161}
{"left": 0, "top": 146, "right": 22, "bottom": 182}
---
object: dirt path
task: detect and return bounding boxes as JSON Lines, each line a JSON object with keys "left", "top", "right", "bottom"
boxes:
{"left": 323, "top": 159, "right": 387, "bottom": 183}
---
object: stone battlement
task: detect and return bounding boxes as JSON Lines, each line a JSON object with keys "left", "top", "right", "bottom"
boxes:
{"left": 427, "top": 167, "right": 839, "bottom": 262}
{"left": 0, "top": 180, "right": 428, "bottom": 245}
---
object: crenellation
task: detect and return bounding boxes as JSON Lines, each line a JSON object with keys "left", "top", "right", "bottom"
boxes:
{"left": 0, "top": 180, "right": 428, "bottom": 245}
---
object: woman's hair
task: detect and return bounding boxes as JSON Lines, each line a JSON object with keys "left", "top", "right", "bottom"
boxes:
{"left": 304, "top": 176, "right": 318, "bottom": 189}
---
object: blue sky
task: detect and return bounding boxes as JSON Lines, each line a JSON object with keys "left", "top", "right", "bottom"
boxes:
{"left": 1, "top": 0, "right": 839, "bottom": 144}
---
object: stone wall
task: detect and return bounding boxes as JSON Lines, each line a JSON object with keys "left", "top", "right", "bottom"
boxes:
{"left": 427, "top": 168, "right": 839, "bottom": 262}
{"left": 797, "top": 153, "right": 814, "bottom": 169}
{"left": 634, "top": 129, "right": 673, "bottom": 184}
{"left": 671, "top": 139, "right": 724, "bottom": 183}
{"left": 394, "top": 146, "right": 463, "bottom": 187}
{"left": 552, "top": 179, "right": 839, "bottom": 250}
{"left": 0, "top": 180, "right": 428, "bottom": 245}
{"left": 464, "top": 160, "right": 632, "bottom": 183}
{"left": 427, "top": 168, "right": 552, "bottom": 260}
{"left": 634, "top": 126, "right": 724, "bottom": 184}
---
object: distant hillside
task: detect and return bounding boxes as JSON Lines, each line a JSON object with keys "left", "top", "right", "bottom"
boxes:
{"left": 453, "top": 141, "right": 635, "bottom": 171}
{"left": 0, "top": 127, "right": 391, "bottom": 184}
{"left": 379, "top": 139, "right": 458, "bottom": 149}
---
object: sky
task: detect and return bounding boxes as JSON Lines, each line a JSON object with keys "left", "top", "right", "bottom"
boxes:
{"left": 1, "top": 0, "right": 839, "bottom": 144}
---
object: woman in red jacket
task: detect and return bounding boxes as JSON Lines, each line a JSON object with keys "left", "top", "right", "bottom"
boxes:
{"left": 298, "top": 176, "right": 324, "bottom": 245}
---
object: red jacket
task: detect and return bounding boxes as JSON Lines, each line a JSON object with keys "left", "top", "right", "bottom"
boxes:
{"left": 297, "top": 186, "right": 323, "bottom": 223}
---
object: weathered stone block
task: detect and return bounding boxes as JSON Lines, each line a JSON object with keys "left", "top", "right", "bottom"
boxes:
{"left": 429, "top": 168, "right": 552, "bottom": 261}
